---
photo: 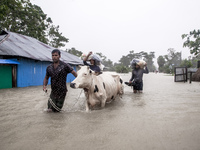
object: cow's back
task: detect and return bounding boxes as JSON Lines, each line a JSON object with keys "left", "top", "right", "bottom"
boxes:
{"left": 98, "top": 73, "right": 120, "bottom": 101}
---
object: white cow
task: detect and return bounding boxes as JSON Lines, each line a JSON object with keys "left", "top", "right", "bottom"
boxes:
{"left": 70, "top": 66, "right": 124, "bottom": 111}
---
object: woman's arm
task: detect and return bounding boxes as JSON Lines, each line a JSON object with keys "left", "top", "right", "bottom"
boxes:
{"left": 83, "top": 51, "right": 92, "bottom": 62}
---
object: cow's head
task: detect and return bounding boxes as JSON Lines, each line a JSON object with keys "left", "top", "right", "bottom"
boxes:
{"left": 70, "top": 66, "right": 94, "bottom": 89}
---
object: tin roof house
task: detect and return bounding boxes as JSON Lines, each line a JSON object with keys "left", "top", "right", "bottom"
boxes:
{"left": 0, "top": 30, "right": 83, "bottom": 89}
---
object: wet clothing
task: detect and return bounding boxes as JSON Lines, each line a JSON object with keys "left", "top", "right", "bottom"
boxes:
{"left": 46, "top": 60, "right": 73, "bottom": 99}
{"left": 48, "top": 93, "right": 65, "bottom": 112}
{"left": 129, "top": 66, "right": 149, "bottom": 91}
{"left": 83, "top": 61, "right": 101, "bottom": 73}
{"left": 132, "top": 81, "right": 143, "bottom": 91}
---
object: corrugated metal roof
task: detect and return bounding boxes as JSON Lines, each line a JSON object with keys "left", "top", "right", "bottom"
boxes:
{"left": 0, "top": 59, "right": 20, "bottom": 64}
{"left": 0, "top": 30, "right": 83, "bottom": 65}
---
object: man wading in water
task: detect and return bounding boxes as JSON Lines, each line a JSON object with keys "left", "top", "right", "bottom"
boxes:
{"left": 125, "top": 60, "right": 149, "bottom": 93}
{"left": 43, "top": 49, "right": 77, "bottom": 112}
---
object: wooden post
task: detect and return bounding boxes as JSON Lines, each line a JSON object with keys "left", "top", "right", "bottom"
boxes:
{"left": 182, "top": 68, "right": 185, "bottom": 82}
{"left": 190, "top": 72, "right": 192, "bottom": 84}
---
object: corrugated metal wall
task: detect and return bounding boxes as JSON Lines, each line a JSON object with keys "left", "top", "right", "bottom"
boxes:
{"left": 16, "top": 58, "right": 76, "bottom": 87}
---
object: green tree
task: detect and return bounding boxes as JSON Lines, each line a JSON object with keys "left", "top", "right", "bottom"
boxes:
{"left": 185, "top": 54, "right": 200, "bottom": 68}
{"left": 115, "top": 64, "right": 130, "bottom": 73}
{"left": 182, "top": 29, "right": 200, "bottom": 56}
{"left": 128, "top": 50, "right": 142, "bottom": 59}
{"left": 66, "top": 48, "right": 82, "bottom": 57}
{"left": 48, "top": 25, "right": 68, "bottom": 48}
{"left": 118, "top": 50, "right": 155, "bottom": 72}
{"left": 0, "top": 0, "right": 20, "bottom": 22}
{"left": 0, "top": 0, "right": 68, "bottom": 48}
{"left": 165, "top": 48, "right": 182, "bottom": 67}
{"left": 96, "top": 52, "right": 106, "bottom": 61}
{"left": 157, "top": 56, "right": 165, "bottom": 72}
{"left": 118, "top": 50, "right": 140, "bottom": 67}
{"left": 103, "top": 59, "right": 115, "bottom": 70}
{"left": 158, "top": 48, "right": 182, "bottom": 74}
{"left": 180, "top": 59, "right": 192, "bottom": 68}
{"left": 141, "top": 51, "right": 155, "bottom": 72}
{"left": 119, "top": 55, "right": 131, "bottom": 67}
{"left": 96, "top": 52, "right": 115, "bottom": 71}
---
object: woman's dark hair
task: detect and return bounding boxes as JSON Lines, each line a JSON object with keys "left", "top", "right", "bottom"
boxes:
{"left": 52, "top": 49, "right": 61, "bottom": 56}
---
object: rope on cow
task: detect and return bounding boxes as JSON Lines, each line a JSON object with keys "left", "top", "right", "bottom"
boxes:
{"left": 70, "top": 89, "right": 83, "bottom": 109}
{"left": 69, "top": 73, "right": 94, "bottom": 111}
{"left": 70, "top": 77, "right": 93, "bottom": 111}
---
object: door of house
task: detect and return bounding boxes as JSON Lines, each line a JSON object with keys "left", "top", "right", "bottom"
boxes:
{"left": 0, "top": 65, "right": 12, "bottom": 89}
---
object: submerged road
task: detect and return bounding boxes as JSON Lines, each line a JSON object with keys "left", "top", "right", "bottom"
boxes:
{"left": 0, "top": 72, "right": 200, "bottom": 150}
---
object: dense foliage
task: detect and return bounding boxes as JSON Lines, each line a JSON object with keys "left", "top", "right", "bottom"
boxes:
{"left": 157, "top": 48, "right": 200, "bottom": 74}
{"left": 182, "top": 29, "right": 200, "bottom": 56}
{"left": 0, "top": 0, "right": 68, "bottom": 48}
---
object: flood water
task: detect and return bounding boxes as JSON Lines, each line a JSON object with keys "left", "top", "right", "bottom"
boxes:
{"left": 0, "top": 73, "right": 200, "bottom": 150}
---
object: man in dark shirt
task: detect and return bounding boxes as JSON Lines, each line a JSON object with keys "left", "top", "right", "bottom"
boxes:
{"left": 129, "top": 63, "right": 149, "bottom": 93}
{"left": 43, "top": 49, "right": 77, "bottom": 112}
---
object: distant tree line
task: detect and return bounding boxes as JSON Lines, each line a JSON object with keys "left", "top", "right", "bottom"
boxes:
{"left": 157, "top": 48, "right": 200, "bottom": 74}
{"left": 66, "top": 48, "right": 156, "bottom": 73}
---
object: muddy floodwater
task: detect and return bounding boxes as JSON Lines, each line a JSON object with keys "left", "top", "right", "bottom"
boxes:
{"left": 0, "top": 73, "right": 200, "bottom": 150}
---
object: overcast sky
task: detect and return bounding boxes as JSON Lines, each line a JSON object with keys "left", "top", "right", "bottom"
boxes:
{"left": 31, "top": 0, "right": 200, "bottom": 65}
